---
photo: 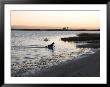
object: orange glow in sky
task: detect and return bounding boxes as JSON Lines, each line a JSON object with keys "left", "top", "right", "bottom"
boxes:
{"left": 11, "top": 11, "right": 100, "bottom": 29}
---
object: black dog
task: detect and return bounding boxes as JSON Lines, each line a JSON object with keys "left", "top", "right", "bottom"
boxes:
{"left": 45, "top": 42, "right": 55, "bottom": 49}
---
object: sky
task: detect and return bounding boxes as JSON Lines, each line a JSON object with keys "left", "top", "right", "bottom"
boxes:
{"left": 11, "top": 11, "right": 100, "bottom": 30}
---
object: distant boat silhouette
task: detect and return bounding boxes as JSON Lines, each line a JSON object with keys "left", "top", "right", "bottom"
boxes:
{"left": 62, "top": 26, "right": 69, "bottom": 30}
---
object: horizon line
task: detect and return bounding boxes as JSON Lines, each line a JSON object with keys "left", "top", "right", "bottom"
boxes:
{"left": 11, "top": 28, "right": 100, "bottom": 31}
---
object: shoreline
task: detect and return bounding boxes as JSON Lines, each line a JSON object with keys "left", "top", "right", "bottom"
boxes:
{"left": 61, "top": 33, "right": 100, "bottom": 42}
{"left": 21, "top": 50, "right": 100, "bottom": 77}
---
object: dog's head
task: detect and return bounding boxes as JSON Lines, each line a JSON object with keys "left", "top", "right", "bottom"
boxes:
{"left": 52, "top": 42, "right": 55, "bottom": 45}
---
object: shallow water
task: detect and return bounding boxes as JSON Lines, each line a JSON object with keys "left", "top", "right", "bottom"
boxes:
{"left": 11, "top": 30, "right": 99, "bottom": 77}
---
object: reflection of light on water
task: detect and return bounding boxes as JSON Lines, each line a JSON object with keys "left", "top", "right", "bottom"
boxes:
{"left": 11, "top": 31, "right": 99, "bottom": 77}
{"left": 50, "top": 37, "right": 76, "bottom": 49}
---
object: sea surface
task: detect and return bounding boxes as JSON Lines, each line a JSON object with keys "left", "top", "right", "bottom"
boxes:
{"left": 11, "top": 30, "right": 99, "bottom": 77}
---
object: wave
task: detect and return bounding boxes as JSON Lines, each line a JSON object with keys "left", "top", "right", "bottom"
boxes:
{"left": 11, "top": 45, "right": 47, "bottom": 48}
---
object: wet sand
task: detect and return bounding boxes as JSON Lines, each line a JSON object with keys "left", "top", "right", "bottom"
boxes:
{"left": 28, "top": 50, "right": 100, "bottom": 77}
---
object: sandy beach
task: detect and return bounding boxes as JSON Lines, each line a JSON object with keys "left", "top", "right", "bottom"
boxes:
{"left": 26, "top": 50, "right": 100, "bottom": 77}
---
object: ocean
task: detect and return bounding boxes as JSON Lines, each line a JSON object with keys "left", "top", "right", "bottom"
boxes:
{"left": 11, "top": 30, "right": 99, "bottom": 77}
